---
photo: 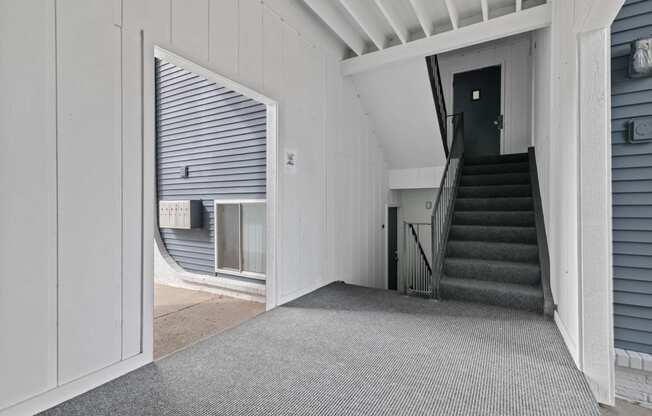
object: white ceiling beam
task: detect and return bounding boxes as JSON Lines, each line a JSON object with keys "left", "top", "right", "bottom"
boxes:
{"left": 481, "top": 0, "right": 489, "bottom": 22}
{"left": 374, "top": 0, "right": 408, "bottom": 44}
{"left": 338, "top": 0, "right": 387, "bottom": 50}
{"left": 516, "top": 0, "right": 522, "bottom": 12}
{"left": 408, "top": 0, "right": 433, "bottom": 37}
{"left": 303, "top": 0, "right": 366, "bottom": 55}
{"left": 341, "top": 3, "right": 551, "bottom": 76}
{"left": 444, "top": 0, "right": 460, "bottom": 30}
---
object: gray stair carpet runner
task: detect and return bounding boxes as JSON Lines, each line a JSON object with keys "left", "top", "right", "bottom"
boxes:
{"left": 440, "top": 152, "right": 544, "bottom": 312}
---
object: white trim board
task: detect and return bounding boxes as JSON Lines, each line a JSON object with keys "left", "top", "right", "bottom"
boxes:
{"left": 154, "top": 47, "right": 279, "bottom": 311}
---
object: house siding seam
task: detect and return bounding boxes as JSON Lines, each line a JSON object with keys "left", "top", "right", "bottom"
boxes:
{"left": 611, "top": 0, "right": 652, "bottom": 356}
{"left": 155, "top": 58, "right": 266, "bottom": 275}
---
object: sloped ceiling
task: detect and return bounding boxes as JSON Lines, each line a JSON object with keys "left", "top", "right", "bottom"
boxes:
{"left": 351, "top": 57, "right": 444, "bottom": 169}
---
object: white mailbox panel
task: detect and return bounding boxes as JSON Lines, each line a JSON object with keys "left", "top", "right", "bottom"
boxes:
{"left": 158, "top": 200, "right": 202, "bottom": 229}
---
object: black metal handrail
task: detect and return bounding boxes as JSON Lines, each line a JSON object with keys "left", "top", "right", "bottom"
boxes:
{"left": 408, "top": 223, "right": 432, "bottom": 275}
{"left": 426, "top": 55, "right": 449, "bottom": 157}
{"left": 403, "top": 222, "right": 432, "bottom": 296}
{"left": 431, "top": 113, "right": 465, "bottom": 298}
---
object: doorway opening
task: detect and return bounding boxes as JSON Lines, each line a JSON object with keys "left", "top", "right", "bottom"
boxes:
{"left": 453, "top": 65, "right": 502, "bottom": 158}
{"left": 387, "top": 206, "right": 398, "bottom": 290}
{"left": 152, "top": 47, "right": 277, "bottom": 360}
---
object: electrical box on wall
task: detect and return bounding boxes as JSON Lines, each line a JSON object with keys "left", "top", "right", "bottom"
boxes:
{"left": 627, "top": 118, "right": 652, "bottom": 143}
{"left": 159, "top": 200, "right": 203, "bottom": 229}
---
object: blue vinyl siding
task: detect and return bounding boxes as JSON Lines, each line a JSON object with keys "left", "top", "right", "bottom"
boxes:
{"left": 611, "top": 0, "right": 652, "bottom": 354}
{"left": 156, "top": 59, "right": 266, "bottom": 275}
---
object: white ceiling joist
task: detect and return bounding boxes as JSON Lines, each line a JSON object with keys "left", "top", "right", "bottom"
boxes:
{"left": 481, "top": 0, "right": 489, "bottom": 22}
{"left": 374, "top": 0, "right": 409, "bottom": 44}
{"left": 516, "top": 0, "right": 523, "bottom": 12}
{"left": 444, "top": 0, "right": 460, "bottom": 30}
{"left": 338, "top": 0, "right": 387, "bottom": 50}
{"left": 408, "top": 0, "right": 433, "bottom": 37}
{"left": 303, "top": 0, "right": 366, "bottom": 55}
{"left": 341, "top": 3, "right": 551, "bottom": 76}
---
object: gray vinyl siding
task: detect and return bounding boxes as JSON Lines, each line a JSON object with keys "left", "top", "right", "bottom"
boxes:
{"left": 611, "top": 0, "right": 652, "bottom": 354}
{"left": 156, "top": 59, "right": 266, "bottom": 275}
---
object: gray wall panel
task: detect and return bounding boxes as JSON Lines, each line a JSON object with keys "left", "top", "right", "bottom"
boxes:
{"left": 611, "top": 0, "right": 652, "bottom": 354}
{"left": 156, "top": 58, "right": 266, "bottom": 275}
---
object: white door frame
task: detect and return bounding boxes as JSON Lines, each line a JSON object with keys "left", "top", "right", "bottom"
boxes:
{"left": 153, "top": 47, "right": 279, "bottom": 312}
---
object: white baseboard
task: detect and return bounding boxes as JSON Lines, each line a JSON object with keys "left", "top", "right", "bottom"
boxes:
{"left": 0, "top": 353, "right": 151, "bottom": 416}
{"left": 554, "top": 311, "right": 580, "bottom": 368}
{"left": 278, "top": 279, "right": 334, "bottom": 306}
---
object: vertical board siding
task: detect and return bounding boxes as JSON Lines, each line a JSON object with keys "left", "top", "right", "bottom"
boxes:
{"left": 156, "top": 59, "right": 266, "bottom": 275}
{"left": 611, "top": 0, "right": 652, "bottom": 354}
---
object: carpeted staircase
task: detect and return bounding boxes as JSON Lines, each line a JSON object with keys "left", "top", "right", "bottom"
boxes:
{"left": 440, "top": 153, "right": 545, "bottom": 313}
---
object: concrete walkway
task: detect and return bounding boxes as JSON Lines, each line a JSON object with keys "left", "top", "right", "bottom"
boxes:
{"left": 601, "top": 399, "right": 652, "bottom": 416}
{"left": 154, "top": 283, "right": 265, "bottom": 359}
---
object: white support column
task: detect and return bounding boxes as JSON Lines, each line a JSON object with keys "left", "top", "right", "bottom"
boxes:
{"left": 481, "top": 0, "right": 489, "bottom": 22}
{"left": 577, "top": 26, "right": 615, "bottom": 406}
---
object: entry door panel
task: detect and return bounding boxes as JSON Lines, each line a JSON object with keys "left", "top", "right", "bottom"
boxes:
{"left": 387, "top": 207, "right": 398, "bottom": 290}
{"left": 453, "top": 66, "right": 502, "bottom": 157}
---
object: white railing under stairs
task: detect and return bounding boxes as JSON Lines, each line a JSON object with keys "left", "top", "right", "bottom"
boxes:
{"left": 402, "top": 222, "right": 433, "bottom": 297}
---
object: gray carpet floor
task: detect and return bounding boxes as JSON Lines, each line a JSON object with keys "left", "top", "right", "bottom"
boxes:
{"left": 41, "top": 282, "right": 599, "bottom": 416}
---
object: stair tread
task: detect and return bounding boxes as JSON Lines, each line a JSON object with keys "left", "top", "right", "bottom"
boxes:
{"left": 464, "top": 153, "right": 529, "bottom": 166}
{"left": 455, "top": 197, "right": 533, "bottom": 211}
{"left": 454, "top": 210, "right": 534, "bottom": 215}
{"left": 447, "top": 240, "right": 538, "bottom": 249}
{"left": 461, "top": 172, "right": 530, "bottom": 179}
{"left": 445, "top": 256, "right": 541, "bottom": 270}
{"left": 449, "top": 224, "right": 537, "bottom": 244}
{"left": 444, "top": 256, "right": 541, "bottom": 286}
{"left": 462, "top": 161, "right": 529, "bottom": 175}
{"left": 451, "top": 224, "right": 536, "bottom": 230}
{"left": 441, "top": 276, "right": 543, "bottom": 297}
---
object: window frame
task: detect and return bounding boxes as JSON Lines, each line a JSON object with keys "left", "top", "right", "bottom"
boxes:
{"left": 213, "top": 199, "right": 266, "bottom": 281}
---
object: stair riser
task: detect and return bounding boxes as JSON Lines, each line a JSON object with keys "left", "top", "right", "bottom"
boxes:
{"left": 447, "top": 242, "right": 539, "bottom": 264}
{"left": 440, "top": 282, "right": 543, "bottom": 313}
{"left": 449, "top": 226, "right": 537, "bottom": 244}
{"left": 457, "top": 185, "right": 532, "bottom": 198}
{"left": 460, "top": 173, "right": 530, "bottom": 186}
{"left": 453, "top": 212, "right": 535, "bottom": 227}
{"left": 444, "top": 260, "right": 541, "bottom": 286}
{"left": 463, "top": 162, "right": 529, "bottom": 175}
{"left": 465, "top": 153, "right": 529, "bottom": 166}
{"left": 455, "top": 198, "right": 533, "bottom": 211}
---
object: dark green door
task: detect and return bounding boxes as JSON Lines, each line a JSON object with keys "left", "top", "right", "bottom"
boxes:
{"left": 387, "top": 207, "right": 398, "bottom": 290}
{"left": 453, "top": 65, "right": 502, "bottom": 157}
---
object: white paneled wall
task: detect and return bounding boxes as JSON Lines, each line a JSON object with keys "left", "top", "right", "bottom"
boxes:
{"left": 56, "top": 0, "right": 123, "bottom": 384}
{"left": 146, "top": 0, "right": 390, "bottom": 303}
{"left": 0, "top": 0, "right": 388, "bottom": 413}
{"left": 0, "top": 1, "right": 57, "bottom": 410}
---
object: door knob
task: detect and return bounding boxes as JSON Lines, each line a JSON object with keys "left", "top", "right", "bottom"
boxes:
{"left": 494, "top": 115, "right": 504, "bottom": 130}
